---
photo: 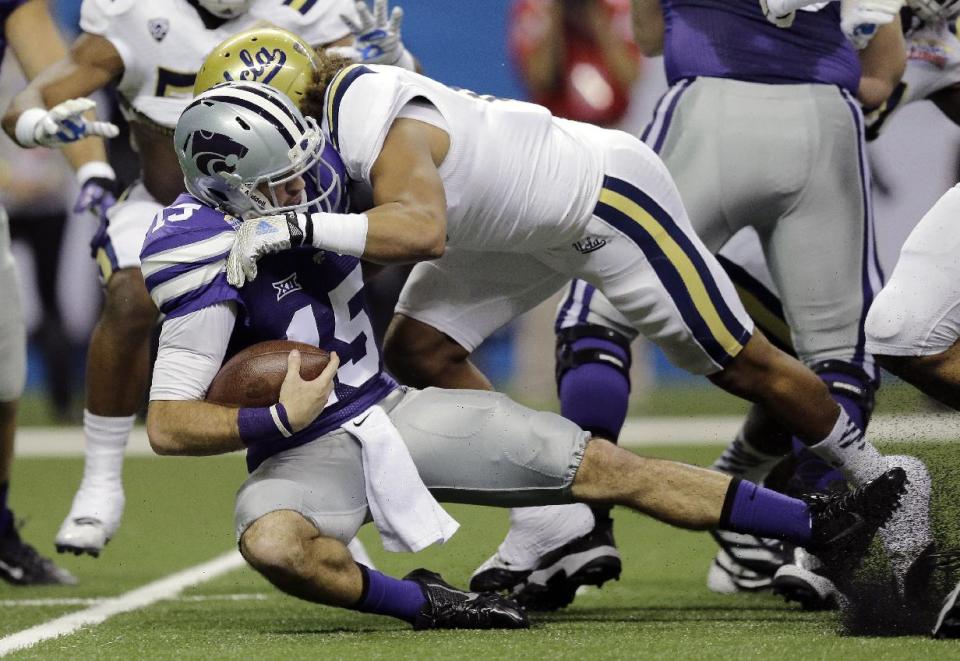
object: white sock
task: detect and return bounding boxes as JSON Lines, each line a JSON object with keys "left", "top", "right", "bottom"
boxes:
{"left": 711, "top": 429, "right": 784, "bottom": 482}
{"left": 497, "top": 504, "right": 595, "bottom": 570}
{"left": 80, "top": 409, "right": 134, "bottom": 492}
{"left": 808, "top": 408, "right": 887, "bottom": 485}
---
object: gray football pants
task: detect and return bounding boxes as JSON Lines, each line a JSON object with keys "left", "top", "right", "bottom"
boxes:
{"left": 234, "top": 387, "right": 590, "bottom": 543}
{"left": 562, "top": 77, "right": 883, "bottom": 374}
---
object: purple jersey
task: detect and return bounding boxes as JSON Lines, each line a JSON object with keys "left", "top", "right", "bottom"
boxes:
{"left": 141, "top": 194, "right": 397, "bottom": 472}
{"left": 0, "top": 0, "right": 27, "bottom": 65}
{"left": 662, "top": 0, "right": 861, "bottom": 92}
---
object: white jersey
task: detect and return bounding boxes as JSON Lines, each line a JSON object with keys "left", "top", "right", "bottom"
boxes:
{"left": 322, "top": 64, "right": 604, "bottom": 251}
{"left": 865, "top": 18, "right": 960, "bottom": 138}
{"left": 80, "top": 0, "right": 355, "bottom": 129}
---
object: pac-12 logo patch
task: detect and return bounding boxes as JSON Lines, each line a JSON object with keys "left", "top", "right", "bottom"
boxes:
{"left": 148, "top": 18, "right": 170, "bottom": 42}
{"left": 272, "top": 273, "right": 302, "bottom": 301}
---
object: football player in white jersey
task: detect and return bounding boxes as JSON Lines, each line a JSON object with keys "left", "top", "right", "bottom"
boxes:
{"left": 0, "top": 0, "right": 118, "bottom": 586}
{"left": 225, "top": 52, "right": 929, "bottom": 608}
{"left": 1, "top": 0, "right": 414, "bottom": 558}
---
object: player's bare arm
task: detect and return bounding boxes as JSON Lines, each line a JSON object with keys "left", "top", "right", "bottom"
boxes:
{"left": 2, "top": 32, "right": 121, "bottom": 151}
{"left": 226, "top": 116, "right": 449, "bottom": 284}
{"left": 857, "top": 17, "right": 907, "bottom": 108}
{"left": 2, "top": 2, "right": 116, "bottom": 174}
{"left": 148, "top": 350, "right": 340, "bottom": 456}
{"left": 631, "top": 0, "right": 664, "bottom": 57}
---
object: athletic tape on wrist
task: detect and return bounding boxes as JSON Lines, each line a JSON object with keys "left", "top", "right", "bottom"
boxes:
{"left": 237, "top": 403, "right": 293, "bottom": 445}
{"left": 308, "top": 212, "right": 368, "bottom": 257}
{"left": 14, "top": 108, "right": 48, "bottom": 148}
{"left": 76, "top": 161, "right": 116, "bottom": 186}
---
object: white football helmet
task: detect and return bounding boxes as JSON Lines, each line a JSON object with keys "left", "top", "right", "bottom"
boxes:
{"left": 908, "top": 0, "right": 960, "bottom": 22}
{"left": 197, "top": 0, "right": 252, "bottom": 19}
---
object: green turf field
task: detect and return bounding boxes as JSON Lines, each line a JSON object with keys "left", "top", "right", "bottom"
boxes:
{"left": 1, "top": 441, "right": 959, "bottom": 659}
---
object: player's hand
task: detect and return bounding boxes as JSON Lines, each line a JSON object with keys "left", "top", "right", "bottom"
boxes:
{"left": 759, "top": 0, "right": 797, "bottom": 28}
{"left": 329, "top": 0, "right": 415, "bottom": 70}
{"left": 226, "top": 212, "right": 309, "bottom": 287}
{"left": 278, "top": 350, "right": 340, "bottom": 432}
{"left": 74, "top": 162, "right": 118, "bottom": 230}
{"left": 15, "top": 98, "right": 119, "bottom": 148}
{"left": 840, "top": 0, "right": 904, "bottom": 48}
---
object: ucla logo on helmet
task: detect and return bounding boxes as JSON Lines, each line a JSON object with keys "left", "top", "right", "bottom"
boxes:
{"left": 185, "top": 130, "right": 249, "bottom": 177}
{"left": 222, "top": 48, "right": 288, "bottom": 86}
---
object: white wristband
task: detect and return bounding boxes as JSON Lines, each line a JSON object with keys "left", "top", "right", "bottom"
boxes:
{"left": 14, "top": 108, "right": 47, "bottom": 148}
{"left": 307, "top": 212, "right": 369, "bottom": 257}
{"left": 76, "top": 161, "right": 116, "bottom": 185}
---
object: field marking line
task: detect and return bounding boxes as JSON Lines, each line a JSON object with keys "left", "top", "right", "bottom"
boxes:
{"left": 0, "top": 550, "right": 244, "bottom": 657}
{"left": 15, "top": 412, "right": 960, "bottom": 456}
{"left": 0, "top": 593, "right": 267, "bottom": 608}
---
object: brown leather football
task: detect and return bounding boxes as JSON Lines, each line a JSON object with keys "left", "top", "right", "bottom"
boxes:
{"left": 205, "top": 340, "right": 330, "bottom": 408}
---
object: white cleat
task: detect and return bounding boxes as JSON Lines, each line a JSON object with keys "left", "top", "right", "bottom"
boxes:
{"left": 878, "top": 455, "right": 934, "bottom": 597}
{"left": 771, "top": 547, "right": 845, "bottom": 611}
{"left": 55, "top": 485, "right": 124, "bottom": 557}
{"left": 706, "top": 530, "right": 787, "bottom": 594}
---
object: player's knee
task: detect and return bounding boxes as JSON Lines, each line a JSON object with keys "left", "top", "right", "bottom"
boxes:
{"left": 100, "top": 269, "right": 158, "bottom": 334}
{"left": 240, "top": 511, "right": 314, "bottom": 579}
{"left": 383, "top": 314, "right": 469, "bottom": 386}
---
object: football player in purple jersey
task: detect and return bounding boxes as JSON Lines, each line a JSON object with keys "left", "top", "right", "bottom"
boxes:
{"left": 140, "top": 79, "right": 908, "bottom": 631}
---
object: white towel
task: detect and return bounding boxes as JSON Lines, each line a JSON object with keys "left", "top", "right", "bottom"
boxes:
{"left": 342, "top": 405, "right": 459, "bottom": 552}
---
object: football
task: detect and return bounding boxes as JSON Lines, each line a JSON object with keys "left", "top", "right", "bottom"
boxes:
{"left": 205, "top": 340, "right": 331, "bottom": 408}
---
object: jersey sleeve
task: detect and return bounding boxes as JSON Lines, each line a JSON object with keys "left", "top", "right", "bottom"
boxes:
{"left": 322, "top": 64, "right": 412, "bottom": 182}
{"left": 79, "top": 0, "right": 138, "bottom": 80}
{"left": 140, "top": 201, "right": 242, "bottom": 320}
{"left": 268, "top": 0, "right": 355, "bottom": 47}
{"left": 150, "top": 302, "right": 237, "bottom": 401}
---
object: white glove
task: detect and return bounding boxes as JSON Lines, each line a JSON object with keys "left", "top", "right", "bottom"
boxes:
{"left": 226, "top": 212, "right": 306, "bottom": 287}
{"left": 328, "top": 0, "right": 415, "bottom": 70}
{"left": 841, "top": 0, "right": 905, "bottom": 48}
{"left": 760, "top": 0, "right": 797, "bottom": 27}
{"left": 14, "top": 98, "right": 119, "bottom": 148}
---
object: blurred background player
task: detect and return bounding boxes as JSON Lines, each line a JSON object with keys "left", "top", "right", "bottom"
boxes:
{"left": 1, "top": 0, "right": 413, "bottom": 558}
{"left": 0, "top": 0, "right": 118, "bottom": 585}
{"left": 471, "top": 0, "right": 926, "bottom": 612}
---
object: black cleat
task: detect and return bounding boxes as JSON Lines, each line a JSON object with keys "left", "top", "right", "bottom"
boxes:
{"left": 707, "top": 530, "right": 789, "bottom": 594}
{"left": 771, "top": 547, "right": 843, "bottom": 611}
{"left": 511, "top": 518, "right": 621, "bottom": 612}
{"left": 404, "top": 568, "right": 528, "bottom": 630}
{"left": 0, "top": 524, "right": 77, "bottom": 586}
{"left": 469, "top": 553, "right": 531, "bottom": 593}
{"left": 806, "top": 466, "right": 906, "bottom": 573}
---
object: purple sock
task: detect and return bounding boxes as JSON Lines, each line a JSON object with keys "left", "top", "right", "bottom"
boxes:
{"left": 791, "top": 373, "right": 867, "bottom": 491}
{"left": 0, "top": 482, "right": 11, "bottom": 536}
{"left": 719, "top": 478, "right": 811, "bottom": 545}
{"left": 354, "top": 565, "right": 426, "bottom": 624}
{"left": 558, "top": 337, "right": 630, "bottom": 441}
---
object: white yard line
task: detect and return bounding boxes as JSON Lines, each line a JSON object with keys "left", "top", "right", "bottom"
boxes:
{"left": 13, "top": 413, "right": 960, "bottom": 457}
{"left": 0, "top": 550, "right": 244, "bottom": 657}
{"left": 0, "top": 593, "right": 267, "bottom": 608}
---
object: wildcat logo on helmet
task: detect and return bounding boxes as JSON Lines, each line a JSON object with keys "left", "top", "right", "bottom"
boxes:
{"left": 184, "top": 130, "right": 249, "bottom": 177}
{"left": 221, "top": 48, "right": 289, "bottom": 86}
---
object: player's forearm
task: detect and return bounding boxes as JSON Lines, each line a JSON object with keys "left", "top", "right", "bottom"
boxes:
{"left": 857, "top": 19, "right": 906, "bottom": 107}
{"left": 146, "top": 400, "right": 245, "bottom": 456}
{"left": 297, "top": 205, "right": 445, "bottom": 264}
